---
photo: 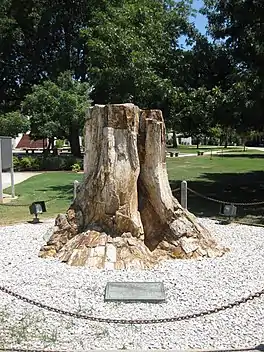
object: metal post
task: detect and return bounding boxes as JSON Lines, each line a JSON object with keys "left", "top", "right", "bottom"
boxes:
{"left": 181, "top": 180, "right": 187, "bottom": 209}
{"left": 0, "top": 140, "right": 3, "bottom": 203}
{"left": 10, "top": 165, "right": 15, "bottom": 198}
{"left": 10, "top": 149, "right": 15, "bottom": 198}
{"left": 73, "top": 180, "right": 80, "bottom": 200}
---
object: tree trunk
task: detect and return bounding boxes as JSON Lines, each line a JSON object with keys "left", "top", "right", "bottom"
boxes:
{"left": 39, "top": 104, "right": 226, "bottom": 269}
{"left": 172, "top": 131, "right": 178, "bottom": 148}
{"left": 68, "top": 126, "right": 81, "bottom": 157}
{"left": 224, "top": 130, "right": 228, "bottom": 148}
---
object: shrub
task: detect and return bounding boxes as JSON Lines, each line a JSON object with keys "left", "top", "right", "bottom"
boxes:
{"left": 39, "top": 156, "right": 83, "bottom": 171}
{"left": 30, "top": 157, "right": 41, "bottom": 170}
{"left": 12, "top": 156, "right": 20, "bottom": 171}
{"left": 12, "top": 154, "right": 83, "bottom": 171}
{"left": 14, "top": 156, "right": 41, "bottom": 171}
{"left": 55, "top": 139, "right": 65, "bottom": 148}
{"left": 19, "top": 156, "right": 33, "bottom": 170}
{"left": 40, "top": 156, "right": 67, "bottom": 171}
{"left": 71, "top": 163, "right": 81, "bottom": 173}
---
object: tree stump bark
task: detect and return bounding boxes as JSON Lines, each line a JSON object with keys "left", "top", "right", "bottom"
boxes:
{"left": 39, "top": 104, "right": 226, "bottom": 269}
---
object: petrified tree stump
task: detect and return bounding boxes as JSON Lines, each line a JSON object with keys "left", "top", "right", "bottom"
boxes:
{"left": 39, "top": 104, "right": 226, "bottom": 269}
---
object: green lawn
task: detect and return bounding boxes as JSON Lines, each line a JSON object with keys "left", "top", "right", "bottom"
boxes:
{"left": 168, "top": 154, "right": 264, "bottom": 225}
{"left": 1, "top": 153, "right": 264, "bottom": 226}
{"left": 0, "top": 172, "right": 83, "bottom": 225}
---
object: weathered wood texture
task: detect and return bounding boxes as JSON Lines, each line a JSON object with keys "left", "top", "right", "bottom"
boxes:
{"left": 39, "top": 104, "right": 226, "bottom": 269}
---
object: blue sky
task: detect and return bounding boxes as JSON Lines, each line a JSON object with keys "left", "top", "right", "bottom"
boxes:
{"left": 191, "top": 0, "right": 207, "bottom": 35}
{"left": 178, "top": 0, "right": 208, "bottom": 47}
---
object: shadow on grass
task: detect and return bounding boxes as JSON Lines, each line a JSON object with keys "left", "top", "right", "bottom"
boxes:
{"left": 36, "top": 184, "right": 74, "bottom": 201}
{"left": 37, "top": 173, "right": 264, "bottom": 225}
{"left": 170, "top": 170, "right": 264, "bottom": 225}
{"left": 216, "top": 153, "right": 264, "bottom": 159}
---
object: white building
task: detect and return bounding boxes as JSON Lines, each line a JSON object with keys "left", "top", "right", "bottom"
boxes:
{"left": 167, "top": 132, "right": 192, "bottom": 146}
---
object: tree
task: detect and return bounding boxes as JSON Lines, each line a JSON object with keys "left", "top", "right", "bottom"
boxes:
{"left": 204, "top": 0, "right": 264, "bottom": 74}
{"left": 22, "top": 71, "right": 92, "bottom": 156}
{"left": 174, "top": 87, "right": 216, "bottom": 147}
{"left": 1, "top": 0, "right": 198, "bottom": 127}
{"left": 0, "top": 111, "right": 29, "bottom": 137}
{"left": 211, "top": 75, "right": 263, "bottom": 145}
{"left": 0, "top": 0, "right": 95, "bottom": 113}
{"left": 203, "top": 0, "right": 264, "bottom": 132}
{"left": 83, "top": 0, "right": 194, "bottom": 110}
{"left": 39, "top": 104, "right": 225, "bottom": 268}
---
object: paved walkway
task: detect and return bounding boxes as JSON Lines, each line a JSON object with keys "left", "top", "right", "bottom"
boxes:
{"left": 172, "top": 150, "right": 223, "bottom": 158}
{"left": 247, "top": 146, "right": 264, "bottom": 152}
{"left": 172, "top": 146, "right": 264, "bottom": 158}
{"left": 1, "top": 171, "right": 41, "bottom": 190}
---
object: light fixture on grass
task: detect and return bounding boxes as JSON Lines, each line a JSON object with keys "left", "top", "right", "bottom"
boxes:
{"left": 219, "top": 203, "right": 237, "bottom": 223}
{"left": 29, "top": 201, "right": 46, "bottom": 223}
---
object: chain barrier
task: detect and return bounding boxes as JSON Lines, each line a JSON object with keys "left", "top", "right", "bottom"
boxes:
{"left": 0, "top": 349, "right": 69, "bottom": 352}
{"left": 187, "top": 187, "right": 264, "bottom": 207}
{"left": 0, "top": 348, "right": 262, "bottom": 352}
{"left": 0, "top": 349, "right": 71, "bottom": 352}
{"left": 0, "top": 285, "right": 263, "bottom": 325}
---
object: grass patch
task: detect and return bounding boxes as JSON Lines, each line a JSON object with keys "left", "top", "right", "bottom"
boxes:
{"left": 168, "top": 154, "right": 264, "bottom": 225}
{"left": 0, "top": 306, "right": 59, "bottom": 349}
{"left": 0, "top": 172, "right": 83, "bottom": 226}
{"left": 1, "top": 153, "right": 264, "bottom": 226}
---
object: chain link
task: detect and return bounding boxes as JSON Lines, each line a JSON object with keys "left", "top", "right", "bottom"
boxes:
{"left": 0, "top": 349, "right": 68, "bottom": 352}
{"left": 0, "top": 285, "right": 263, "bottom": 324}
{"left": 187, "top": 187, "right": 264, "bottom": 206}
{"left": 0, "top": 348, "right": 261, "bottom": 352}
{"left": 171, "top": 187, "right": 180, "bottom": 193}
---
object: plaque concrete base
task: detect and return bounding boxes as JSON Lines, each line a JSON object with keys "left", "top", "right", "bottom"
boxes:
{"left": 104, "top": 282, "right": 165, "bottom": 303}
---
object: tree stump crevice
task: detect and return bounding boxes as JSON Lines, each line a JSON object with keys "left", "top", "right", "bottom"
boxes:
{"left": 39, "top": 103, "right": 227, "bottom": 268}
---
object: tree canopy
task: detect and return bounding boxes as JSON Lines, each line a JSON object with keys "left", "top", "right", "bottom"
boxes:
{"left": 22, "top": 71, "right": 91, "bottom": 156}
{"left": 203, "top": 0, "right": 264, "bottom": 132}
{"left": 1, "top": 0, "right": 264, "bottom": 147}
{"left": 0, "top": 111, "right": 29, "bottom": 137}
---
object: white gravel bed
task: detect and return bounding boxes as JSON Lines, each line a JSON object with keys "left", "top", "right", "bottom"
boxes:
{"left": 0, "top": 218, "right": 263, "bottom": 350}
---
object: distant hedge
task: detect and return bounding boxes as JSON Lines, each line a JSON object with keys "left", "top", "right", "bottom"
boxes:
{"left": 13, "top": 155, "right": 83, "bottom": 172}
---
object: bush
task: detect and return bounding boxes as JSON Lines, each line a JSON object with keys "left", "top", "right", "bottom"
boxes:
{"left": 31, "top": 157, "right": 41, "bottom": 170}
{"left": 12, "top": 154, "right": 83, "bottom": 171}
{"left": 71, "top": 163, "right": 81, "bottom": 173}
{"left": 55, "top": 139, "right": 65, "bottom": 148}
{"left": 39, "top": 156, "right": 83, "bottom": 171}
{"left": 19, "top": 157, "right": 33, "bottom": 170}
{"left": 16, "top": 156, "right": 41, "bottom": 171}
{"left": 12, "top": 156, "right": 20, "bottom": 171}
{"left": 40, "top": 156, "right": 67, "bottom": 171}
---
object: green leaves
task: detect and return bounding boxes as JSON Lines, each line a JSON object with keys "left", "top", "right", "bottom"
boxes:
{"left": 203, "top": 0, "right": 264, "bottom": 132}
{"left": 83, "top": 0, "right": 193, "bottom": 108}
{"left": 176, "top": 87, "right": 216, "bottom": 138}
{"left": 0, "top": 111, "right": 29, "bottom": 137}
{"left": 22, "top": 71, "right": 91, "bottom": 143}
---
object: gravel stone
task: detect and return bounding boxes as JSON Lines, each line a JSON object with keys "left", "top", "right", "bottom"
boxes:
{"left": 0, "top": 218, "right": 263, "bottom": 350}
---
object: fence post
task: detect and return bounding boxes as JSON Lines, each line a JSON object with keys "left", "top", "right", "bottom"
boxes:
{"left": 73, "top": 180, "right": 80, "bottom": 200}
{"left": 181, "top": 180, "right": 187, "bottom": 209}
